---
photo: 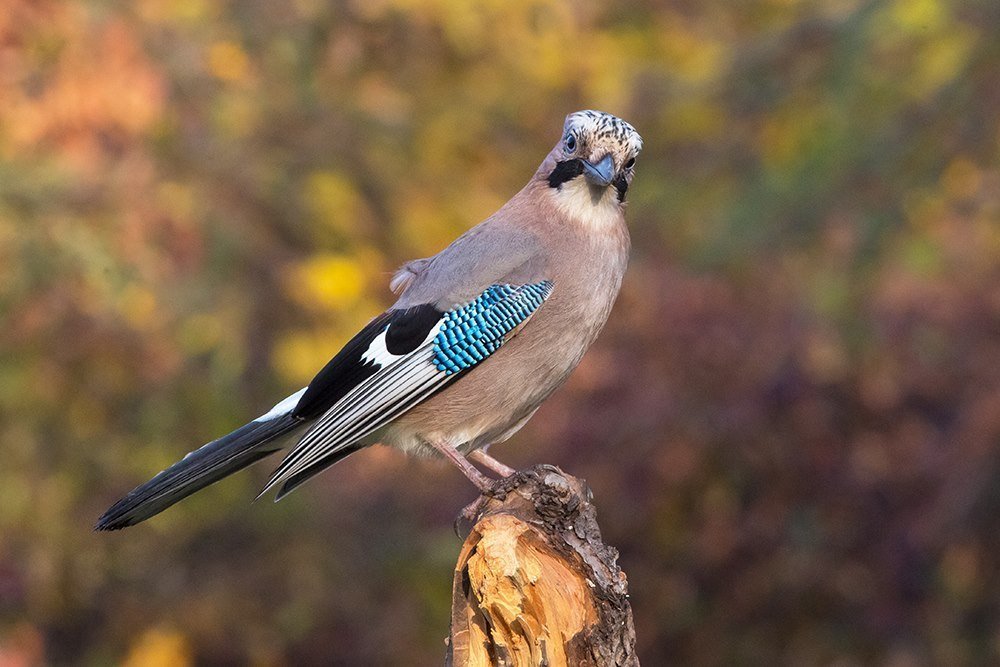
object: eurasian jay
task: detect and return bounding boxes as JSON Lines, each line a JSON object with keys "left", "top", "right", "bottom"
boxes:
{"left": 97, "top": 110, "right": 642, "bottom": 530}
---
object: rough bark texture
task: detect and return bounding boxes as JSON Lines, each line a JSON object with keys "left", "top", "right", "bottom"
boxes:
{"left": 446, "top": 465, "right": 638, "bottom": 667}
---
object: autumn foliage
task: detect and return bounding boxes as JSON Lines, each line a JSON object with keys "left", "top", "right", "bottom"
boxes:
{"left": 1, "top": 0, "right": 999, "bottom": 663}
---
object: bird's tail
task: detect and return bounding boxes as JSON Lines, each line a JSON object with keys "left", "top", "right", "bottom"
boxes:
{"left": 95, "top": 412, "right": 302, "bottom": 531}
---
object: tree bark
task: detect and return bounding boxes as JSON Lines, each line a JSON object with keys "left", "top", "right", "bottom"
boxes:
{"left": 446, "top": 465, "right": 638, "bottom": 667}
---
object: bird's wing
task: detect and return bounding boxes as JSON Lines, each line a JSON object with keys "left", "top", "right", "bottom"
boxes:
{"left": 393, "top": 219, "right": 545, "bottom": 310}
{"left": 262, "top": 280, "right": 554, "bottom": 499}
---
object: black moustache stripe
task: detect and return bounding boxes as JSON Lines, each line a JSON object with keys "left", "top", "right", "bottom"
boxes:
{"left": 547, "top": 159, "right": 585, "bottom": 188}
{"left": 613, "top": 173, "right": 628, "bottom": 202}
{"left": 548, "top": 158, "right": 628, "bottom": 201}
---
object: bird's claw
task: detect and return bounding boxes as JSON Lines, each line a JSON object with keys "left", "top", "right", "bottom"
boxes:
{"left": 452, "top": 491, "right": 497, "bottom": 537}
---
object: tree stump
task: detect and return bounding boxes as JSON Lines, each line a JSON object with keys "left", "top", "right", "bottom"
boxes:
{"left": 446, "top": 465, "right": 638, "bottom": 666}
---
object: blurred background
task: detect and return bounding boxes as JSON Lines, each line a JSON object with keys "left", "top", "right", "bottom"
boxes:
{"left": 1, "top": 0, "right": 999, "bottom": 663}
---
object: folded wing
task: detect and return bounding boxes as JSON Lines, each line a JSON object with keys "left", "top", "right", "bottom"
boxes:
{"left": 263, "top": 281, "right": 554, "bottom": 499}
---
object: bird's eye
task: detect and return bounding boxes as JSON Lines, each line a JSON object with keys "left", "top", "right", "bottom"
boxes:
{"left": 624, "top": 157, "right": 636, "bottom": 169}
{"left": 564, "top": 134, "right": 577, "bottom": 152}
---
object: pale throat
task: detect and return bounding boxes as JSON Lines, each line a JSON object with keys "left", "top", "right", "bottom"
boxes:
{"left": 549, "top": 178, "right": 623, "bottom": 230}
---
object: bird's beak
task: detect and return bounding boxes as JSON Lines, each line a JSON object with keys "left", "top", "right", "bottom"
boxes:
{"left": 582, "top": 154, "right": 615, "bottom": 187}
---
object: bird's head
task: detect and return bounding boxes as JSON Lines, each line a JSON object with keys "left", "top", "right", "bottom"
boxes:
{"left": 539, "top": 110, "right": 642, "bottom": 226}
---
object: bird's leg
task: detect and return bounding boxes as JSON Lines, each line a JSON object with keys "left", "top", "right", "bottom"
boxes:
{"left": 469, "top": 449, "right": 516, "bottom": 477}
{"left": 453, "top": 450, "right": 518, "bottom": 533}
{"left": 428, "top": 438, "right": 494, "bottom": 492}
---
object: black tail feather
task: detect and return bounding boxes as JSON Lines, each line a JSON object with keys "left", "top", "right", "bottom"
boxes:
{"left": 95, "top": 414, "right": 301, "bottom": 531}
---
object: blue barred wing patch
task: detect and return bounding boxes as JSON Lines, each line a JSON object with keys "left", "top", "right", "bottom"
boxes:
{"left": 434, "top": 281, "right": 554, "bottom": 374}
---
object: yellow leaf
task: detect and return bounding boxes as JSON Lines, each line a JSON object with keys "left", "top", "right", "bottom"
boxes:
{"left": 888, "top": 0, "right": 946, "bottom": 33}
{"left": 208, "top": 41, "right": 250, "bottom": 82}
{"left": 119, "top": 284, "right": 159, "bottom": 331}
{"left": 273, "top": 329, "right": 346, "bottom": 384}
{"left": 122, "top": 628, "right": 192, "bottom": 667}
{"left": 908, "top": 28, "right": 976, "bottom": 100}
{"left": 941, "top": 157, "right": 981, "bottom": 200}
{"left": 288, "top": 254, "right": 367, "bottom": 311}
{"left": 304, "top": 171, "right": 371, "bottom": 235}
{"left": 178, "top": 313, "right": 225, "bottom": 354}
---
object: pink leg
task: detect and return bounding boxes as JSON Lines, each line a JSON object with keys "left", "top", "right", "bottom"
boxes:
{"left": 469, "top": 449, "right": 516, "bottom": 477}
{"left": 428, "top": 439, "right": 494, "bottom": 491}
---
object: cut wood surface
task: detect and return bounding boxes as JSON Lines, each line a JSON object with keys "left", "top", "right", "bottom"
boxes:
{"left": 447, "top": 465, "right": 638, "bottom": 667}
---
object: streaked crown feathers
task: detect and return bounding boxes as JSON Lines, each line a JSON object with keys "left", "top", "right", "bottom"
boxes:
{"left": 564, "top": 110, "right": 643, "bottom": 163}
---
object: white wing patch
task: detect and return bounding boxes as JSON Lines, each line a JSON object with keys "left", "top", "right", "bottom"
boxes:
{"left": 360, "top": 320, "right": 444, "bottom": 367}
{"left": 254, "top": 387, "right": 307, "bottom": 422}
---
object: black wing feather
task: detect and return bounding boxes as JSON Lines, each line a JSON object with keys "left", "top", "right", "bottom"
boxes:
{"left": 292, "top": 312, "right": 392, "bottom": 420}
{"left": 384, "top": 304, "right": 442, "bottom": 354}
{"left": 293, "top": 306, "right": 443, "bottom": 420}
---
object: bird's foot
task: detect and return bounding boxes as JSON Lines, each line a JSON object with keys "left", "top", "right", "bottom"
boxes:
{"left": 452, "top": 470, "right": 522, "bottom": 536}
{"left": 426, "top": 440, "right": 519, "bottom": 534}
{"left": 454, "top": 492, "right": 495, "bottom": 537}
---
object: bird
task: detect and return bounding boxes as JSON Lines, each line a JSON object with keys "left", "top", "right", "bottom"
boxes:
{"left": 96, "top": 110, "right": 642, "bottom": 530}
